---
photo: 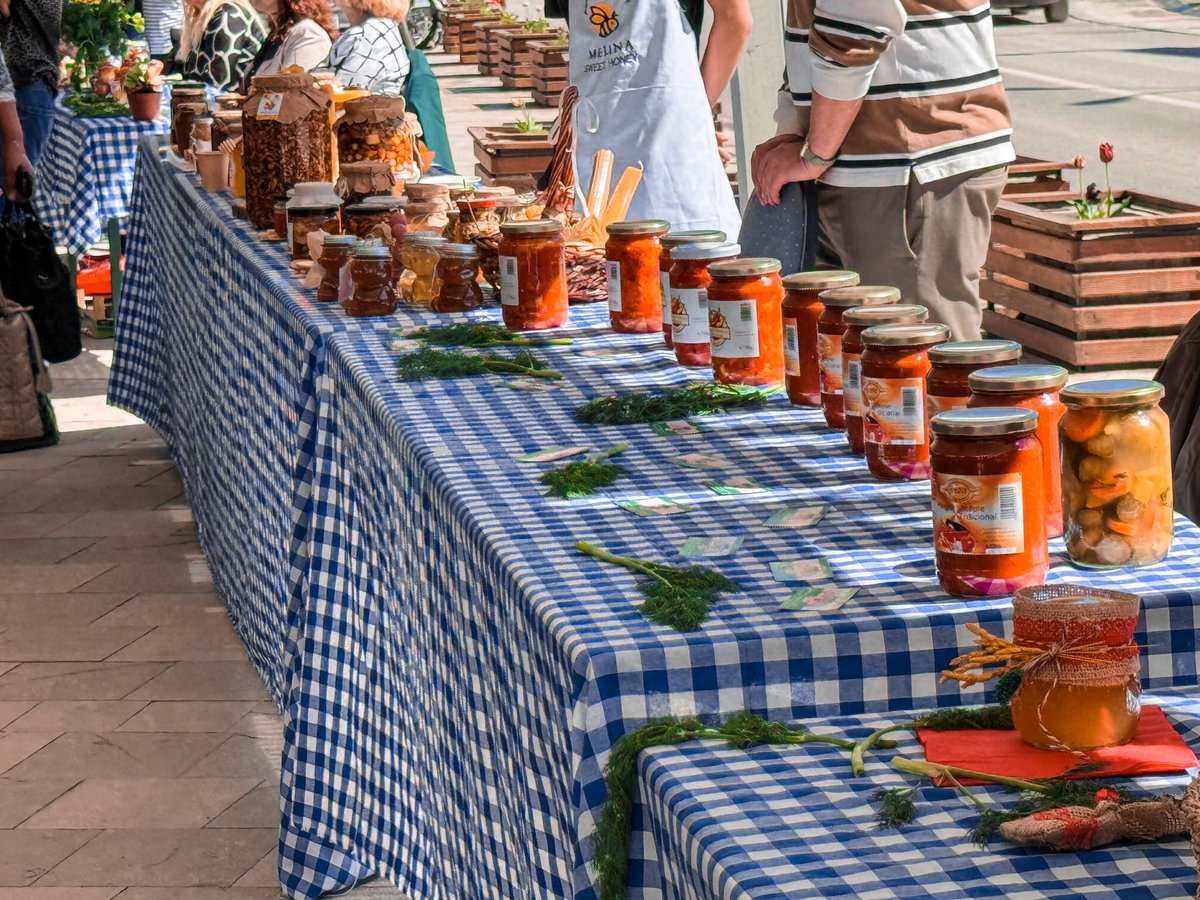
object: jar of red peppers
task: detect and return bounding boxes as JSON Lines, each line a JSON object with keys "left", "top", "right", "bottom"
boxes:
{"left": 780, "top": 270, "right": 859, "bottom": 407}
{"left": 860, "top": 323, "right": 950, "bottom": 480}
{"left": 315, "top": 235, "right": 359, "bottom": 303}
{"left": 842, "top": 304, "right": 929, "bottom": 456}
{"left": 606, "top": 219, "right": 670, "bottom": 333}
{"left": 927, "top": 340, "right": 1022, "bottom": 419}
{"left": 667, "top": 241, "right": 740, "bottom": 369}
{"left": 705, "top": 257, "right": 784, "bottom": 387}
{"left": 433, "top": 244, "right": 485, "bottom": 312}
{"left": 968, "top": 365, "right": 1069, "bottom": 537}
{"left": 659, "top": 230, "right": 725, "bottom": 348}
{"left": 930, "top": 408, "right": 1049, "bottom": 597}
{"left": 816, "top": 285, "right": 900, "bottom": 431}
{"left": 344, "top": 244, "right": 396, "bottom": 317}
{"left": 497, "top": 219, "right": 568, "bottom": 331}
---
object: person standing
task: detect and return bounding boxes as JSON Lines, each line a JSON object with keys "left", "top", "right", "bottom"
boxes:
{"left": 0, "top": 0, "right": 60, "bottom": 167}
{"left": 142, "top": 0, "right": 184, "bottom": 61}
{"left": 326, "top": 0, "right": 409, "bottom": 94}
{"left": 753, "top": 0, "right": 1014, "bottom": 341}
{"left": 176, "top": 0, "right": 266, "bottom": 91}
{"left": 244, "top": 0, "right": 333, "bottom": 83}
{"left": 0, "top": 44, "right": 33, "bottom": 201}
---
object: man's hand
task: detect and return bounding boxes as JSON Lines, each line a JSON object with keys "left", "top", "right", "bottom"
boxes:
{"left": 715, "top": 129, "right": 732, "bottom": 165}
{"left": 4, "top": 141, "right": 33, "bottom": 203}
{"left": 750, "top": 134, "right": 801, "bottom": 192}
{"left": 753, "top": 141, "right": 825, "bottom": 206}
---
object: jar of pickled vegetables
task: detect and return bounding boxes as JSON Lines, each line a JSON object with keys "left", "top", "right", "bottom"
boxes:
{"left": 968, "top": 365, "right": 1069, "bottom": 538}
{"left": 705, "top": 258, "right": 784, "bottom": 388}
{"left": 315, "top": 234, "right": 359, "bottom": 303}
{"left": 668, "top": 241, "right": 740, "bottom": 369}
{"left": 398, "top": 232, "right": 447, "bottom": 307}
{"left": 287, "top": 204, "right": 341, "bottom": 260}
{"left": 497, "top": 220, "right": 568, "bottom": 331}
{"left": 927, "top": 340, "right": 1022, "bottom": 419}
{"left": 659, "top": 230, "right": 725, "bottom": 348}
{"left": 344, "top": 244, "right": 396, "bottom": 317}
{"left": 860, "top": 323, "right": 950, "bottom": 480}
{"left": 842, "top": 304, "right": 929, "bottom": 456}
{"left": 929, "top": 408, "right": 1048, "bottom": 597}
{"left": 781, "top": 270, "right": 859, "bottom": 407}
{"left": 1060, "top": 380, "right": 1173, "bottom": 569}
{"left": 816, "top": 285, "right": 901, "bottom": 431}
{"left": 433, "top": 244, "right": 484, "bottom": 312}
{"left": 606, "top": 219, "right": 670, "bottom": 333}
{"left": 1009, "top": 585, "right": 1141, "bottom": 750}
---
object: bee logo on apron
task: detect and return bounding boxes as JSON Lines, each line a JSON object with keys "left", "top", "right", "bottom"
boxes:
{"left": 588, "top": 2, "right": 619, "bottom": 37}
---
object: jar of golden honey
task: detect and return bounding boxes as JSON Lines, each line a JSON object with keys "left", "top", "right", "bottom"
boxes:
{"left": 398, "top": 232, "right": 446, "bottom": 307}
{"left": 969, "top": 365, "right": 1069, "bottom": 538}
{"left": 606, "top": 219, "right": 670, "bottom": 333}
{"left": 659, "top": 230, "right": 725, "bottom": 348}
{"left": 315, "top": 235, "right": 359, "bottom": 303}
{"left": 860, "top": 323, "right": 950, "bottom": 480}
{"left": 668, "top": 241, "right": 740, "bottom": 369}
{"left": 927, "top": 340, "right": 1022, "bottom": 419}
{"left": 705, "top": 258, "right": 784, "bottom": 387}
{"left": 497, "top": 220, "right": 568, "bottom": 331}
{"left": 344, "top": 244, "right": 396, "bottom": 317}
{"left": 816, "top": 285, "right": 900, "bottom": 431}
{"left": 842, "top": 305, "right": 929, "bottom": 456}
{"left": 433, "top": 244, "right": 484, "bottom": 312}
{"left": 1060, "top": 380, "right": 1173, "bottom": 568}
{"left": 929, "top": 408, "right": 1048, "bottom": 597}
{"left": 780, "top": 270, "right": 859, "bottom": 407}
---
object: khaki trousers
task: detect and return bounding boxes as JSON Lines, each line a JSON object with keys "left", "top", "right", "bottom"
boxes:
{"left": 818, "top": 166, "right": 1008, "bottom": 341}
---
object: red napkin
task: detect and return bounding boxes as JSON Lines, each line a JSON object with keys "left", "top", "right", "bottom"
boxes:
{"left": 917, "top": 706, "right": 1198, "bottom": 785}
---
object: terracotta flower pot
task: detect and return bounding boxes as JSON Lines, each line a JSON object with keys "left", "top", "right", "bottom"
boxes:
{"left": 128, "top": 89, "right": 162, "bottom": 122}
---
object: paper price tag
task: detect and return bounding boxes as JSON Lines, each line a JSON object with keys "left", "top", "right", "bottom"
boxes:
{"left": 764, "top": 505, "right": 829, "bottom": 528}
{"left": 651, "top": 420, "right": 702, "bottom": 437}
{"left": 704, "top": 476, "right": 764, "bottom": 496}
{"left": 770, "top": 559, "right": 833, "bottom": 583}
{"left": 679, "top": 536, "right": 743, "bottom": 558}
{"left": 672, "top": 453, "right": 734, "bottom": 470}
{"left": 618, "top": 497, "right": 690, "bottom": 517}
{"left": 780, "top": 586, "right": 857, "bottom": 612}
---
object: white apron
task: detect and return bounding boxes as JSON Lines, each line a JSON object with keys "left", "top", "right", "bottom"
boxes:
{"left": 568, "top": 0, "right": 742, "bottom": 237}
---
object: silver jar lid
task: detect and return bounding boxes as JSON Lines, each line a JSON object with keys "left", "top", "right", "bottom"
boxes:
{"left": 928, "top": 340, "right": 1022, "bottom": 365}
{"left": 661, "top": 229, "right": 726, "bottom": 249}
{"left": 708, "top": 257, "right": 782, "bottom": 277}
{"left": 861, "top": 323, "right": 951, "bottom": 348}
{"left": 931, "top": 407, "right": 1039, "bottom": 437}
{"left": 439, "top": 243, "right": 479, "bottom": 258}
{"left": 843, "top": 304, "right": 929, "bottom": 327}
{"left": 819, "top": 285, "right": 901, "bottom": 308}
{"left": 670, "top": 242, "right": 741, "bottom": 261}
{"left": 1061, "top": 379, "right": 1165, "bottom": 408}
{"left": 969, "top": 364, "right": 1069, "bottom": 394}
{"left": 782, "top": 269, "right": 859, "bottom": 290}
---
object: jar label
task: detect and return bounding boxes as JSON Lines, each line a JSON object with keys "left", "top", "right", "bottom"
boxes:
{"left": 784, "top": 322, "right": 800, "bottom": 376}
{"left": 818, "top": 332, "right": 843, "bottom": 395}
{"left": 932, "top": 472, "right": 1025, "bottom": 555}
{"left": 927, "top": 393, "right": 969, "bottom": 420}
{"left": 671, "top": 288, "right": 709, "bottom": 344}
{"left": 709, "top": 299, "right": 759, "bottom": 359}
{"left": 607, "top": 261, "right": 622, "bottom": 312}
{"left": 660, "top": 272, "right": 671, "bottom": 325}
{"left": 499, "top": 255, "right": 519, "bottom": 306}
{"left": 844, "top": 356, "right": 863, "bottom": 417}
{"left": 257, "top": 93, "right": 284, "bottom": 118}
{"left": 862, "top": 376, "right": 926, "bottom": 447}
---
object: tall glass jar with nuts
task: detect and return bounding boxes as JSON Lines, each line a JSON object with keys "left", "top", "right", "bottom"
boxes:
{"left": 337, "top": 96, "right": 420, "bottom": 182}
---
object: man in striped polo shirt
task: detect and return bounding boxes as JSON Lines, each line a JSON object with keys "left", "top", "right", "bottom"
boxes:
{"left": 752, "top": 0, "right": 1015, "bottom": 341}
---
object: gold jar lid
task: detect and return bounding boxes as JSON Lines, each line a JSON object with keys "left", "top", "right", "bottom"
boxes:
{"left": 440, "top": 243, "right": 478, "bottom": 257}
{"left": 322, "top": 234, "right": 360, "bottom": 247}
{"left": 969, "top": 364, "right": 1069, "bottom": 394}
{"left": 930, "top": 407, "right": 1038, "bottom": 437}
{"left": 1061, "top": 379, "right": 1165, "bottom": 408}
{"left": 819, "top": 285, "right": 901, "bottom": 308}
{"left": 661, "top": 230, "right": 726, "bottom": 248}
{"left": 606, "top": 219, "right": 670, "bottom": 236}
{"left": 782, "top": 269, "right": 859, "bottom": 290}
{"left": 861, "top": 323, "right": 951, "bottom": 348}
{"left": 500, "top": 219, "right": 562, "bottom": 235}
{"left": 670, "top": 241, "right": 740, "bottom": 261}
{"left": 708, "top": 257, "right": 782, "bottom": 278}
{"left": 928, "top": 339, "right": 1022, "bottom": 365}
{"left": 843, "top": 304, "right": 928, "bottom": 327}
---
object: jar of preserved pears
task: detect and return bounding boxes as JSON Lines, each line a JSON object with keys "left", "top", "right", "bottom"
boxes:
{"left": 606, "top": 220, "right": 670, "bottom": 333}
{"left": 659, "top": 230, "right": 725, "bottom": 348}
{"left": 1060, "top": 380, "right": 1173, "bottom": 568}
{"left": 1009, "top": 585, "right": 1141, "bottom": 750}
{"left": 668, "top": 241, "right": 740, "bottom": 369}
{"left": 315, "top": 235, "right": 359, "bottom": 302}
{"left": 706, "top": 258, "right": 784, "bottom": 387}
{"left": 344, "top": 244, "right": 396, "bottom": 317}
{"left": 816, "top": 285, "right": 900, "bottom": 431}
{"left": 398, "top": 233, "right": 446, "bottom": 307}
{"left": 930, "top": 408, "right": 1048, "bottom": 597}
{"left": 842, "top": 304, "right": 929, "bottom": 456}
{"left": 497, "top": 220, "right": 568, "bottom": 331}
{"left": 433, "top": 244, "right": 484, "bottom": 312}
{"left": 969, "top": 365, "right": 1069, "bottom": 538}
{"left": 927, "top": 340, "right": 1022, "bottom": 419}
{"left": 860, "top": 323, "right": 950, "bottom": 480}
{"left": 781, "top": 270, "right": 859, "bottom": 407}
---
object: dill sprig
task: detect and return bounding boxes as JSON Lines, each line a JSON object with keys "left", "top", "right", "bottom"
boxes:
{"left": 404, "top": 323, "right": 573, "bottom": 348}
{"left": 541, "top": 444, "right": 628, "bottom": 499}
{"left": 850, "top": 705, "right": 1013, "bottom": 777}
{"left": 396, "top": 347, "right": 561, "bottom": 382}
{"left": 575, "top": 383, "right": 779, "bottom": 426}
{"left": 874, "top": 787, "right": 916, "bottom": 829}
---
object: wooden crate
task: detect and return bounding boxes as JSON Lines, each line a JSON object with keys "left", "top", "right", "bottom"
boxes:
{"left": 529, "top": 40, "right": 568, "bottom": 106}
{"left": 1004, "top": 155, "right": 1082, "bottom": 199}
{"left": 464, "top": 17, "right": 505, "bottom": 66}
{"left": 472, "top": 19, "right": 510, "bottom": 76}
{"left": 443, "top": 9, "right": 498, "bottom": 57}
{"left": 982, "top": 191, "right": 1200, "bottom": 369}
{"left": 470, "top": 125, "right": 552, "bottom": 178}
{"left": 495, "top": 28, "right": 549, "bottom": 88}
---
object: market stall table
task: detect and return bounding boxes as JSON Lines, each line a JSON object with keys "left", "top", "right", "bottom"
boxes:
{"left": 110, "top": 136, "right": 1200, "bottom": 899}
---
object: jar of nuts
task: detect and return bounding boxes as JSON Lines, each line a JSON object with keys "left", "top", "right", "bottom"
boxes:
{"left": 336, "top": 96, "right": 419, "bottom": 181}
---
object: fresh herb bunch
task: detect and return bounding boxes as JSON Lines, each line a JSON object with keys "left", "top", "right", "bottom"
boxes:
{"left": 404, "top": 323, "right": 571, "bottom": 348}
{"left": 64, "top": 92, "right": 129, "bottom": 118}
{"left": 396, "top": 347, "right": 560, "bottom": 382}
{"left": 541, "top": 445, "right": 628, "bottom": 499}
{"left": 576, "top": 383, "right": 778, "bottom": 426}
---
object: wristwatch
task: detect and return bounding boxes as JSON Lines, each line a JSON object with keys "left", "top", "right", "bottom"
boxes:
{"left": 800, "top": 142, "right": 837, "bottom": 170}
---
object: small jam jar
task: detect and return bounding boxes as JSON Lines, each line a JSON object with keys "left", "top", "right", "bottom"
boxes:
{"left": 659, "top": 229, "right": 725, "bottom": 348}
{"left": 969, "top": 365, "right": 1069, "bottom": 537}
{"left": 398, "top": 233, "right": 447, "bottom": 307}
{"left": 842, "top": 304, "right": 929, "bottom": 456}
{"left": 927, "top": 340, "right": 1022, "bottom": 420}
{"left": 929, "top": 408, "right": 1049, "bottom": 597}
{"left": 1059, "top": 379, "right": 1173, "bottom": 569}
{"left": 781, "top": 270, "right": 859, "bottom": 407}
{"left": 272, "top": 196, "right": 288, "bottom": 237}
{"left": 860, "top": 323, "right": 950, "bottom": 480}
{"left": 344, "top": 196, "right": 401, "bottom": 239}
{"left": 606, "top": 219, "right": 671, "bottom": 333}
{"left": 668, "top": 241, "right": 740, "bottom": 369}
{"left": 344, "top": 244, "right": 397, "bottom": 317}
{"left": 706, "top": 257, "right": 785, "bottom": 387}
{"left": 315, "top": 235, "right": 359, "bottom": 303}
{"left": 433, "top": 243, "right": 485, "bottom": 312}
{"left": 497, "top": 219, "right": 568, "bottom": 331}
{"left": 816, "top": 285, "right": 901, "bottom": 431}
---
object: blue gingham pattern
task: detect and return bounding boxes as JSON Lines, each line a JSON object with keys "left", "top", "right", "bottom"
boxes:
{"left": 110, "top": 138, "right": 1200, "bottom": 899}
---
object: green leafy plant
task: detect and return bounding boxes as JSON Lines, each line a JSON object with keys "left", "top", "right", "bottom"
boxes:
{"left": 63, "top": 91, "right": 129, "bottom": 117}
{"left": 123, "top": 57, "right": 164, "bottom": 92}
{"left": 541, "top": 445, "right": 628, "bottom": 498}
{"left": 523, "top": 16, "right": 551, "bottom": 32}
{"left": 499, "top": 11, "right": 519, "bottom": 24}
{"left": 403, "top": 323, "right": 571, "bottom": 348}
{"left": 510, "top": 98, "right": 545, "bottom": 135}
{"left": 576, "top": 383, "right": 778, "bottom": 426}
{"left": 1072, "top": 143, "right": 1134, "bottom": 220}
{"left": 550, "top": 27, "right": 568, "bottom": 47}
{"left": 396, "top": 347, "right": 560, "bottom": 382}
{"left": 63, "top": 0, "right": 144, "bottom": 90}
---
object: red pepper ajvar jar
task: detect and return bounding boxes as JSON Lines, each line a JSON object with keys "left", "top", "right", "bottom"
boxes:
{"left": 343, "top": 243, "right": 397, "bottom": 317}
{"left": 968, "top": 365, "right": 1069, "bottom": 538}
{"left": 780, "top": 270, "right": 859, "bottom": 407}
{"left": 497, "top": 219, "right": 568, "bottom": 331}
{"left": 606, "top": 219, "right": 670, "bottom": 333}
{"left": 843, "top": 304, "right": 929, "bottom": 456}
{"left": 706, "top": 257, "right": 785, "bottom": 387}
{"left": 660, "top": 230, "right": 725, "bottom": 348}
{"left": 860, "top": 322, "right": 950, "bottom": 480}
{"left": 927, "top": 340, "right": 1022, "bottom": 420}
{"left": 930, "top": 408, "right": 1049, "bottom": 598}
{"left": 668, "top": 241, "right": 740, "bottom": 369}
{"left": 433, "top": 243, "right": 485, "bottom": 312}
{"left": 816, "top": 285, "right": 901, "bottom": 431}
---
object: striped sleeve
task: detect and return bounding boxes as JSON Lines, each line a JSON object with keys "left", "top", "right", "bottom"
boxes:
{"left": 808, "top": 0, "right": 906, "bottom": 101}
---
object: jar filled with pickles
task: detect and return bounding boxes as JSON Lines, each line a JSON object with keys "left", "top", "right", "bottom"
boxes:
{"left": 433, "top": 244, "right": 485, "bottom": 312}
{"left": 816, "top": 285, "right": 900, "bottom": 431}
{"left": 659, "top": 230, "right": 725, "bottom": 348}
{"left": 842, "top": 304, "right": 929, "bottom": 456}
{"left": 606, "top": 220, "right": 670, "bottom": 333}
{"left": 780, "top": 270, "right": 859, "bottom": 407}
{"left": 705, "top": 257, "right": 785, "bottom": 388}
{"left": 398, "top": 232, "right": 447, "bottom": 307}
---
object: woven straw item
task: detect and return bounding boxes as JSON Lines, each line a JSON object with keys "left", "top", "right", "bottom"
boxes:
{"left": 473, "top": 235, "right": 608, "bottom": 303}
{"left": 1186, "top": 777, "right": 1200, "bottom": 898}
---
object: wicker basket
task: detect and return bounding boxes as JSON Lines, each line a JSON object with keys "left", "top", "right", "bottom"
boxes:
{"left": 1186, "top": 776, "right": 1200, "bottom": 897}
{"left": 473, "top": 234, "right": 607, "bottom": 303}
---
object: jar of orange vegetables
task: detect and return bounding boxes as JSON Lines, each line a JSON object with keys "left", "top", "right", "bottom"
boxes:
{"left": 660, "top": 230, "right": 725, "bottom": 348}
{"left": 816, "top": 285, "right": 900, "bottom": 431}
{"left": 668, "top": 241, "right": 740, "bottom": 369}
{"left": 927, "top": 340, "right": 1022, "bottom": 418}
{"left": 606, "top": 220, "right": 670, "bottom": 333}
{"left": 780, "top": 270, "right": 859, "bottom": 407}
{"left": 842, "top": 305, "right": 929, "bottom": 456}
{"left": 706, "top": 258, "right": 784, "bottom": 387}
{"left": 497, "top": 220, "right": 568, "bottom": 331}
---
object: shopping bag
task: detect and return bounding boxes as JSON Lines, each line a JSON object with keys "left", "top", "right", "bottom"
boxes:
{"left": 404, "top": 48, "right": 456, "bottom": 173}
{"left": 736, "top": 181, "right": 820, "bottom": 275}
{"left": 0, "top": 203, "right": 81, "bottom": 364}
{"left": 0, "top": 294, "right": 59, "bottom": 453}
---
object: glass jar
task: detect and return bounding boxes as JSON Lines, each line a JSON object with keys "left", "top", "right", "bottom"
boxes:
{"left": 1059, "top": 379, "right": 1173, "bottom": 568}
{"left": 929, "top": 408, "right": 1049, "bottom": 597}
{"left": 344, "top": 196, "right": 401, "bottom": 239}
{"left": 927, "top": 340, "right": 1022, "bottom": 419}
{"left": 659, "top": 230, "right": 725, "bottom": 348}
{"left": 433, "top": 244, "right": 485, "bottom": 312}
{"left": 968, "top": 365, "right": 1069, "bottom": 538}
{"left": 211, "top": 109, "right": 243, "bottom": 154}
{"left": 170, "top": 86, "right": 208, "bottom": 155}
{"left": 315, "top": 235, "right": 359, "bottom": 303}
{"left": 860, "top": 323, "right": 951, "bottom": 480}
{"left": 344, "top": 244, "right": 396, "bottom": 317}
{"left": 398, "top": 233, "right": 447, "bottom": 307}
{"left": 497, "top": 220, "right": 568, "bottom": 331}
{"left": 606, "top": 219, "right": 670, "bottom": 333}
{"left": 706, "top": 258, "right": 785, "bottom": 387}
{"left": 272, "top": 196, "right": 288, "bottom": 236}
{"left": 286, "top": 204, "right": 341, "bottom": 261}
{"left": 336, "top": 96, "right": 417, "bottom": 180}
{"left": 842, "top": 305, "right": 929, "bottom": 456}
{"left": 780, "top": 270, "right": 859, "bottom": 407}
{"left": 668, "top": 241, "right": 740, "bottom": 369}
{"left": 1008, "top": 585, "right": 1141, "bottom": 750}
{"left": 816, "top": 285, "right": 900, "bottom": 431}
{"left": 454, "top": 196, "right": 502, "bottom": 243}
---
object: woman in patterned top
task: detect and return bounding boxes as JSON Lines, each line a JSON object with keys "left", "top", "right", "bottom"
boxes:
{"left": 244, "top": 0, "right": 335, "bottom": 84}
{"left": 176, "top": 0, "right": 267, "bottom": 91}
{"left": 326, "top": 0, "right": 410, "bottom": 95}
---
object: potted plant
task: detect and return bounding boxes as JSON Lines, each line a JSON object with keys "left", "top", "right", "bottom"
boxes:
{"left": 62, "top": 0, "right": 144, "bottom": 91}
{"left": 124, "top": 58, "right": 165, "bottom": 121}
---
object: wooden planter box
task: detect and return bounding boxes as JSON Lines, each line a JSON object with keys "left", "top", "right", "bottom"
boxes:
{"left": 529, "top": 40, "right": 568, "bottom": 107}
{"left": 496, "top": 29, "right": 551, "bottom": 90}
{"left": 472, "top": 19, "right": 511, "bottom": 76}
{"left": 470, "top": 125, "right": 553, "bottom": 185}
{"left": 1005, "top": 156, "right": 1082, "bottom": 200}
{"left": 982, "top": 192, "right": 1200, "bottom": 369}
{"left": 444, "top": 9, "right": 499, "bottom": 58}
{"left": 465, "top": 18, "right": 506, "bottom": 68}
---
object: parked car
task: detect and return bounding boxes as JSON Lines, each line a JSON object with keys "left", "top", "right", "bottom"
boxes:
{"left": 995, "top": 0, "right": 1069, "bottom": 23}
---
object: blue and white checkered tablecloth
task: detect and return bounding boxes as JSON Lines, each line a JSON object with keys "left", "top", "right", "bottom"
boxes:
{"left": 110, "top": 139, "right": 1200, "bottom": 899}
{"left": 635, "top": 689, "right": 1200, "bottom": 899}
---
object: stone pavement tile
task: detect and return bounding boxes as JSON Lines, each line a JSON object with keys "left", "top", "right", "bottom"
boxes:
{"left": 65, "top": 535, "right": 204, "bottom": 568}
{"left": 0, "top": 596, "right": 133, "bottom": 631}
{"left": 109, "top": 622, "right": 248, "bottom": 663}
{"left": 0, "top": 888, "right": 120, "bottom": 899}
{"left": 0, "top": 472, "right": 34, "bottom": 500}
{"left": 0, "top": 702, "right": 38, "bottom": 730}
{"left": 0, "top": 539, "right": 98, "bottom": 565}
{"left": 23, "top": 778, "right": 261, "bottom": 830}
{"left": 0, "top": 484, "right": 182, "bottom": 516}
{"left": 47, "top": 511, "right": 194, "bottom": 539}
{"left": 0, "top": 566, "right": 118, "bottom": 597}
{"left": 36, "top": 829, "right": 275, "bottom": 888}
{"left": 226, "top": 710, "right": 282, "bottom": 738}
{"left": 0, "top": 663, "right": 168, "bottom": 701}
{"left": 0, "top": 734, "right": 59, "bottom": 776}
{"left": 74, "top": 560, "right": 214, "bottom": 596}
{"left": 21, "top": 458, "right": 175, "bottom": 491}
{"left": 116, "top": 890, "right": 283, "bottom": 899}
{"left": 183, "top": 734, "right": 277, "bottom": 779}
{"left": 0, "top": 831, "right": 97, "bottom": 887}
{"left": 204, "top": 782, "right": 277, "bottom": 829}
{"left": 91, "top": 595, "right": 229, "bottom": 629}
{"left": 0, "top": 626, "right": 150, "bottom": 663}
{"left": 231, "top": 853, "right": 276, "bottom": 889}
{"left": 124, "top": 662, "right": 271, "bottom": 702}
{"left": 117, "top": 702, "right": 257, "bottom": 733}
{"left": 134, "top": 468, "right": 183, "bottom": 492}
{"left": 0, "top": 777, "right": 81, "bottom": 828}
{"left": 0, "top": 514, "right": 82, "bottom": 539}
{"left": 0, "top": 666, "right": 15, "bottom": 680}
{"left": 5, "top": 702, "right": 147, "bottom": 734}
{"left": 3, "top": 733, "right": 224, "bottom": 781}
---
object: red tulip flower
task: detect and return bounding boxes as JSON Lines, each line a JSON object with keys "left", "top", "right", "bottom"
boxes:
{"left": 1099, "top": 143, "right": 1114, "bottom": 164}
